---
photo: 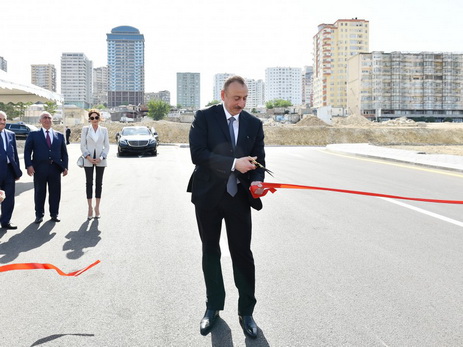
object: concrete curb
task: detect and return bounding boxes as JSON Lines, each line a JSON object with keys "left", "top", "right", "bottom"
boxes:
{"left": 326, "top": 143, "right": 463, "bottom": 172}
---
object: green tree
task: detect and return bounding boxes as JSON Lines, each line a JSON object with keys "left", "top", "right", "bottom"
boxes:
{"left": 206, "top": 100, "right": 221, "bottom": 107}
{"left": 147, "top": 99, "right": 170, "bottom": 120}
{"left": 0, "top": 102, "right": 18, "bottom": 118}
{"left": 266, "top": 99, "right": 292, "bottom": 109}
{"left": 43, "top": 101, "right": 58, "bottom": 115}
{"left": 15, "top": 102, "right": 33, "bottom": 120}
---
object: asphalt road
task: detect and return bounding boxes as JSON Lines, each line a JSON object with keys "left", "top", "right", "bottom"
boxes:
{"left": 2, "top": 144, "right": 463, "bottom": 346}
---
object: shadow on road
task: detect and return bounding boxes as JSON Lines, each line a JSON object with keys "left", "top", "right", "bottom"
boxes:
{"left": 15, "top": 181, "right": 34, "bottom": 196}
{"left": 30, "top": 333, "right": 95, "bottom": 346}
{"left": 210, "top": 318, "right": 270, "bottom": 347}
{"left": 0, "top": 222, "right": 56, "bottom": 263}
{"left": 63, "top": 218, "right": 101, "bottom": 259}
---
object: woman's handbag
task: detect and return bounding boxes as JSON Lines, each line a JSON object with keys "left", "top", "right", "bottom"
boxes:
{"left": 77, "top": 126, "right": 89, "bottom": 168}
{"left": 77, "top": 156, "right": 85, "bottom": 168}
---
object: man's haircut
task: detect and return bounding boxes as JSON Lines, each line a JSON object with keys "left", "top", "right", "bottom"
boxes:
{"left": 0, "top": 111, "right": 7, "bottom": 119}
{"left": 40, "top": 111, "right": 52, "bottom": 119}
{"left": 223, "top": 75, "right": 246, "bottom": 91}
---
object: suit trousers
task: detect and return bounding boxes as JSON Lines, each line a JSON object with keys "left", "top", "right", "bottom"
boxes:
{"left": 195, "top": 184, "right": 257, "bottom": 316}
{"left": 34, "top": 163, "right": 62, "bottom": 218}
{"left": 0, "top": 164, "right": 16, "bottom": 225}
{"left": 84, "top": 165, "right": 105, "bottom": 199}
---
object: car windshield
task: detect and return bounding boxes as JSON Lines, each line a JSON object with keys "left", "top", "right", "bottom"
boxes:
{"left": 122, "top": 127, "right": 150, "bottom": 136}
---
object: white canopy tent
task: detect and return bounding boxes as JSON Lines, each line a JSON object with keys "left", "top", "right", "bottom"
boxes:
{"left": 0, "top": 72, "right": 63, "bottom": 104}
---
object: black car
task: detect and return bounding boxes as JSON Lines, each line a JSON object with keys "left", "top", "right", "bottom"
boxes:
{"left": 117, "top": 126, "right": 158, "bottom": 156}
{"left": 5, "top": 122, "right": 39, "bottom": 139}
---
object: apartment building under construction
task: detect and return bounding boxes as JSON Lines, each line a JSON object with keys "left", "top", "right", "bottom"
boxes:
{"left": 347, "top": 51, "right": 463, "bottom": 121}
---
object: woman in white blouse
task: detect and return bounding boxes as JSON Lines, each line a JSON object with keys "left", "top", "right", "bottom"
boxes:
{"left": 80, "top": 109, "right": 110, "bottom": 220}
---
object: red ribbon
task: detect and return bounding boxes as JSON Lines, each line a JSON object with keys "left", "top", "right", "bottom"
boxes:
{"left": 0, "top": 260, "right": 100, "bottom": 276}
{"left": 250, "top": 183, "right": 463, "bottom": 205}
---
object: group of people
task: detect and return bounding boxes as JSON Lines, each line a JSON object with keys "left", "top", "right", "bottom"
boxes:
{"left": 0, "top": 109, "right": 109, "bottom": 227}
{"left": 1, "top": 76, "right": 267, "bottom": 340}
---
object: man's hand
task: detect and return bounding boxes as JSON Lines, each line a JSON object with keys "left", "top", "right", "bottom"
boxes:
{"left": 250, "top": 181, "right": 264, "bottom": 196}
{"left": 27, "top": 166, "right": 35, "bottom": 176}
{"left": 235, "top": 156, "right": 257, "bottom": 174}
{"left": 0, "top": 190, "right": 5, "bottom": 202}
{"left": 63, "top": 169, "right": 68, "bottom": 177}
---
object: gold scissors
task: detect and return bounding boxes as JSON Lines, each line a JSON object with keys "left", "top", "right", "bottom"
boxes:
{"left": 250, "top": 158, "right": 274, "bottom": 177}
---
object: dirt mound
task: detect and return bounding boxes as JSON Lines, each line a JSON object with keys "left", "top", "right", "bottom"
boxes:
{"left": 296, "top": 115, "right": 329, "bottom": 126}
{"left": 60, "top": 118, "right": 463, "bottom": 154}
{"left": 332, "top": 114, "right": 373, "bottom": 127}
{"left": 381, "top": 117, "right": 422, "bottom": 127}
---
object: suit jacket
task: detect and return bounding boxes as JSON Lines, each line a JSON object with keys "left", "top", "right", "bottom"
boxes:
{"left": 0, "top": 129, "right": 22, "bottom": 179}
{"left": 24, "top": 129, "right": 69, "bottom": 172}
{"left": 187, "top": 104, "right": 265, "bottom": 210}
{"left": 80, "top": 126, "right": 110, "bottom": 167}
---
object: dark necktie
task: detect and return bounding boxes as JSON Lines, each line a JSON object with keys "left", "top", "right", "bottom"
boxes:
{"left": 228, "top": 116, "right": 236, "bottom": 149}
{"left": 0, "top": 131, "right": 5, "bottom": 155}
{"left": 46, "top": 130, "right": 51, "bottom": 148}
{"left": 226, "top": 117, "right": 238, "bottom": 197}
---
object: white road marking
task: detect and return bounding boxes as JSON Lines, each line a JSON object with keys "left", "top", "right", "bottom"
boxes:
{"left": 380, "top": 198, "right": 463, "bottom": 228}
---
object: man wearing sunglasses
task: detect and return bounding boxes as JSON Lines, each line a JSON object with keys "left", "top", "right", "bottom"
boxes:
{"left": 24, "top": 112, "right": 69, "bottom": 223}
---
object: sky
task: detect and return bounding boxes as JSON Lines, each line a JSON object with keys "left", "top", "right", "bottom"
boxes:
{"left": 1, "top": 0, "right": 462, "bottom": 106}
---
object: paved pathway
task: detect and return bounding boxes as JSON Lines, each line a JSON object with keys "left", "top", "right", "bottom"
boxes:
{"left": 326, "top": 143, "right": 463, "bottom": 172}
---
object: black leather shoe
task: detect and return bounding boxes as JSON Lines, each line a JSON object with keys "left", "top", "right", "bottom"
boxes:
{"left": 50, "top": 216, "right": 60, "bottom": 222}
{"left": 34, "top": 217, "right": 43, "bottom": 224}
{"left": 239, "top": 315, "right": 258, "bottom": 339}
{"left": 200, "top": 310, "right": 219, "bottom": 336}
{"left": 1, "top": 223, "right": 17, "bottom": 230}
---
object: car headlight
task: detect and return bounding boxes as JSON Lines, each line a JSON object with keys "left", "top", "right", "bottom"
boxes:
{"left": 119, "top": 139, "right": 128, "bottom": 145}
{"left": 148, "top": 138, "right": 156, "bottom": 144}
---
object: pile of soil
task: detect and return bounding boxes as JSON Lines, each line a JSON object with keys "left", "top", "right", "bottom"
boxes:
{"left": 22, "top": 117, "right": 463, "bottom": 156}
{"left": 380, "top": 117, "right": 425, "bottom": 127}
{"left": 295, "top": 115, "right": 329, "bottom": 126}
{"left": 332, "top": 114, "right": 372, "bottom": 127}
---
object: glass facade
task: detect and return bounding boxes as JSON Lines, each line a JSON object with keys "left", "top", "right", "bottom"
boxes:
{"left": 107, "top": 26, "right": 145, "bottom": 107}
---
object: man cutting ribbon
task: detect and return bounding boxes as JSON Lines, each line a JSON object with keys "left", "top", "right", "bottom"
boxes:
{"left": 187, "top": 76, "right": 266, "bottom": 339}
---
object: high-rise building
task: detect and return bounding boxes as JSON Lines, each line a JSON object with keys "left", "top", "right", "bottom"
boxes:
{"left": 213, "top": 73, "right": 235, "bottom": 101}
{"left": 265, "top": 67, "right": 302, "bottom": 105}
{"left": 145, "top": 90, "right": 171, "bottom": 104}
{"left": 347, "top": 51, "right": 463, "bottom": 121}
{"left": 177, "top": 72, "right": 200, "bottom": 109}
{"left": 107, "top": 26, "right": 145, "bottom": 107}
{"left": 312, "top": 18, "right": 369, "bottom": 109}
{"left": 31, "top": 64, "right": 56, "bottom": 92}
{"left": 0, "top": 57, "right": 7, "bottom": 72}
{"left": 245, "top": 78, "right": 265, "bottom": 109}
{"left": 302, "top": 66, "right": 314, "bottom": 107}
{"left": 61, "top": 53, "right": 92, "bottom": 108}
{"left": 93, "top": 66, "right": 109, "bottom": 106}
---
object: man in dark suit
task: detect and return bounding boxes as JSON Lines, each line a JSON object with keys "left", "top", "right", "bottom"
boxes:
{"left": 24, "top": 112, "right": 68, "bottom": 223}
{"left": 188, "top": 76, "right": 266, "bottom": 339}
{"left": 0, "top": 111, "right": 22, "bottom": 230}
{"left": 65, "top": 126, "right": 71, "bottom": 145}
